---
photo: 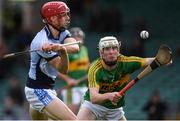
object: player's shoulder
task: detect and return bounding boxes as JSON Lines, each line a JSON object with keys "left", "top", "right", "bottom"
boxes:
{"left": 61, "top": 30, "right": 71, "bottom": 37}
{"left": 118, "top": 54, "right": 144, "bottom": 62}
{"left": 63, "top": 29, "right": 70, "bottom": 34}
{"left": 91, "top": 58, "right": 101, "bottom": 65}
{"left": 89, "top": 58, "right": 102, "bottom": 70}
{"left": 30, "top": 29, "right": 47, "bottom": 48}
{"left": 117, "top": 54, "right": 128, "bottom": 62}
{"left": 33, "top": 29, "right": 47, "bottom": 42}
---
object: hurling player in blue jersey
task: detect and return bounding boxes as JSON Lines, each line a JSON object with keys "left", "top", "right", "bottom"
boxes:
{"left": 24, "top": 1, "right": 79, "bottom": 120}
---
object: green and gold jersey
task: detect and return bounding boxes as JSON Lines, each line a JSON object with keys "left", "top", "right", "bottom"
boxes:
{"left": 68, "top": 46, "right": 90, "bottom": 86}
{"left": 84, "top": 54, "right": 146, "bottom": 109}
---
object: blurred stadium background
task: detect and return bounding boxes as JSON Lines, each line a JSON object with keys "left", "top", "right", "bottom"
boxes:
{"left": 0, "top": 0, "right": 180, "bottom": 120}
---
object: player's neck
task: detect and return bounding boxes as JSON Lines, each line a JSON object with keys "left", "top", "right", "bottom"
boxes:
{"left": 101, "top": 60, "right": 117, "bottom": 71}
{"left": 48, "top": 25, "right": 60, "bottom": 39}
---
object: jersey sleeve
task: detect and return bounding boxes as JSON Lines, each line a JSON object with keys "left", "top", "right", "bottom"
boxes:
{"left": 88, "top": 60, "right": 101, "bottom": 88}
{"left": 60, "top": 30, "right": 71, "bottom": 42}
{"left": 119, "top": 55, "right": 146, "bottom": 73}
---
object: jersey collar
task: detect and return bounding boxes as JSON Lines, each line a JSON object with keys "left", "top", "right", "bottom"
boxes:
{"left": 44, "top": 25, "right": 60, "bottom": 40}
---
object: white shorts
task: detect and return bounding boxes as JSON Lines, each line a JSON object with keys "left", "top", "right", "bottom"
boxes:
{"left": 24, "top": 86, "right": 57, "bottom": 112}
{"left": 61, "top": 87, "right": 87, "bottom": 104}
{"left": 80, "top": 100, "right": 125, "bottom": 120}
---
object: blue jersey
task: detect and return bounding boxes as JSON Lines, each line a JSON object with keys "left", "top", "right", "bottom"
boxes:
{"left": 26, "top": 26, "right": 70, "bottom": 89}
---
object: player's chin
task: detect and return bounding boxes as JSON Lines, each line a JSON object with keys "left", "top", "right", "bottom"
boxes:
{"left": 59, "top": 23, "right": 69, "bottom": 30}
{"left": 107, "top": 58, "right": 117, "bottom": 62}
{"left": 65, "top": 22, "right": 70, "bottom": 28}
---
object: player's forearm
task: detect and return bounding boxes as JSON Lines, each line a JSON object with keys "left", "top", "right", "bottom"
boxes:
{"left": 90, "top": 93, "right": 110, "bottom": 104}
{"left": 58, "top": 49, "right": 69, "bottom": 74}
{"left": 58, "top": 72, "right": 71, "bottom": 83}
{"left": 64, "top": 38, "right": 80, "bottom": 54}
{"left": 66, "top": 45, "right": 79, "bottom": 54}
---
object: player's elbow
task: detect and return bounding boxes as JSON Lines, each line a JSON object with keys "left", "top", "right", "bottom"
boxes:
{"left": 89, "top": 88, "right": 102, "bottom": 104}
{"left": 60, "top": 67, "right": 68, "bottom": 74}
{"left": 67, "top": 45, "right": 80, "bottom": 54}
{"left": 60, "top": 70, "right": 68, "bottom": 74}
{"left": 59, "top": 66, "right": 68, "bottom": 74}
{"left": 74, "top": 45, "right": 80, "bottom": 53}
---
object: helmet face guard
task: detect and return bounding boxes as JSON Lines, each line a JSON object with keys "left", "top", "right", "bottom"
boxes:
{"left": 40, "top": 1, "right": 70, "bottom": 31}
{"left": 99, "top": 36, "right": 120, "bottom": 66}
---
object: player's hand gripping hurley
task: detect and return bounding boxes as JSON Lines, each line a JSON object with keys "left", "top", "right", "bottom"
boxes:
{"left": 117, "top": 44, "right": 172, "bottom": 96}
{"left": 2, "top": 41, "right": 82, "bottom": 59}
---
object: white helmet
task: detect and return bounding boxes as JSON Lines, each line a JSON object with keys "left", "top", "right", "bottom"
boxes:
{"left": 98, "top": 36, "right": 120, "bottom": 51}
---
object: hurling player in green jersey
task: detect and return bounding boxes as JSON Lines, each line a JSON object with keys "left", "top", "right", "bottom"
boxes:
{"left": 58, "top": 27, "right": 90, "bottom": 114}
{"left": 77, "top": 36, "right": 155, "bottom": 120}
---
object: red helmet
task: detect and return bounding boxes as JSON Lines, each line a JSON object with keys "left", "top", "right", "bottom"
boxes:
{"left": 40, "top": 1, "right": 70, "bottom": 24}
